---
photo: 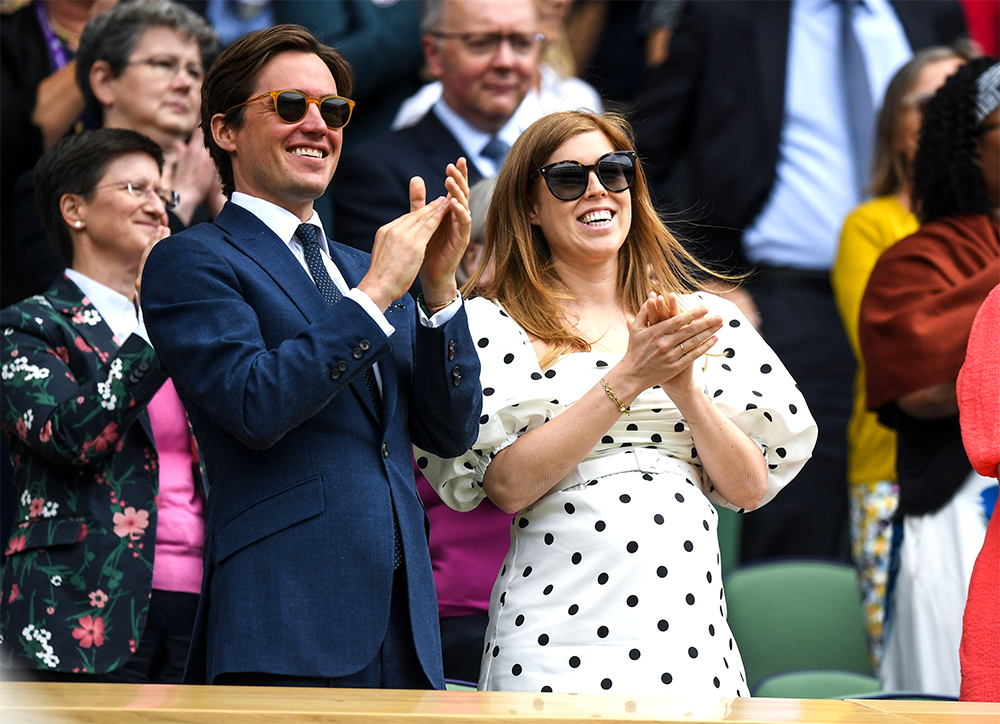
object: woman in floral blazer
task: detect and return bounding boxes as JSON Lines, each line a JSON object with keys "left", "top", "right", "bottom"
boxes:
{"left": 1, "top": 129, "right": 205, "bottom": 680}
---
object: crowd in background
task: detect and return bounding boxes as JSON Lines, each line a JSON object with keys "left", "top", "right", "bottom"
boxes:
{"left": 0, "top": 0, "right": 998, "bottom": 702}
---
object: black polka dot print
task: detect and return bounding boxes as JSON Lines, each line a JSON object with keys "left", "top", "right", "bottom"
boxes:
{"left": 422, "top": 297, "right": 809, "bottom": 695}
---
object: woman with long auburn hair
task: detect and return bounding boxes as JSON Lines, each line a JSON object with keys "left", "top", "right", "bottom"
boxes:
{"left": 416, "top": 111, "right": 817, "bottom": 695}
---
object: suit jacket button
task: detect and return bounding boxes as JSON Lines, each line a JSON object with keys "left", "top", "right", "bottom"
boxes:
{"left": 382, "top": 444, "right": 389, "bottom": 459}
{"left": 138, "top": 362, "right": 150, "bottom": 372}
{"left": 452, "top": 366, "right": 461, "bottom": 377}
{"left": 452, "top": 375, "right": 462, "bottom": 387}
{"left": 352, "top": 348, "right": 363, "bottom": 360}
{"left": 330, "top": 369, "right": 341, "bottom": 380}
{"left": 337, "top": 361, "right": 348, "bottom": 372}
{"left": 359, "top": 340, "right": 370, "bottom": 351}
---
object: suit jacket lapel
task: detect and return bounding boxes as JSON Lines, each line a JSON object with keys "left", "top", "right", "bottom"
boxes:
{"left": 216, "top": 203, "right": 386, "bottom": 425}
{"left": 413, "top": 112, "right": 486, "bottom": 188}
{"left": 213, "top": 202, "right": 330, "bottom": 324}
{"left": 50, "top": 275, "right": 156, "bottom": 443}
{"left": 753, "top": 1, "right": 792, "bottom": 149}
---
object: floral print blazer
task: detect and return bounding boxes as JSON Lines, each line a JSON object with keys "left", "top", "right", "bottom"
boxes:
{"left": 1, "top": 275, "right": 198, "bottom": 674}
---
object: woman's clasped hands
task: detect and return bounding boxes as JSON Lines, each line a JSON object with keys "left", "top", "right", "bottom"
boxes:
{"left": 621, "top": 292, "right": 723, "bottom": 400}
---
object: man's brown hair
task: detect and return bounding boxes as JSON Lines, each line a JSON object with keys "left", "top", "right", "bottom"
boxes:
{"left": 201, "top": 24, "right": 354, "bottom": 197}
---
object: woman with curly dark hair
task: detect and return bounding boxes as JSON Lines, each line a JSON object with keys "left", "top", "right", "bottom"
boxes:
{"left": 860, "top": 57, "right": 999, "bottom": 697}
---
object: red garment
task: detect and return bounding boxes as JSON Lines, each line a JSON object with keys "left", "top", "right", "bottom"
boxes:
{"left": 957, "top": 284, "right": 1000, "bottom": 702}
{"left": 861, "top": 215, "right": 1000, "bottom": 411}
{"left": 960, "top": 0, "right": 1000, "bottom": 56}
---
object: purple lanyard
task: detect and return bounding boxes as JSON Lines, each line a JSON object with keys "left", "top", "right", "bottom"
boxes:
{"left": 35, "top": 1, "right": 72, "bottom": 71}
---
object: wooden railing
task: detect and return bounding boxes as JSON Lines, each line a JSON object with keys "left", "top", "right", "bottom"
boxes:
{"left": 3, "top": 681, "right": 999, "bottom": 724}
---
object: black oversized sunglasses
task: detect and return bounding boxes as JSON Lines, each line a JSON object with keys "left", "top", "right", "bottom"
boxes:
{"left": 226, "top": 90, "right": 355, "bottom": 129}
{"left": 529, "top": 150, "right": 637, "bottom": 201}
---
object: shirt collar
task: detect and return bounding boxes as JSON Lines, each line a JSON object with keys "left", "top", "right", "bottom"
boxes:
{"left": 231, "top": 192, "right": 328, "bottom": 252}
{"left": 64, "top": 268, "right": 138, "bottom": 341}
{"left": 432, "top": 97, "right": 525, "bottom": 165}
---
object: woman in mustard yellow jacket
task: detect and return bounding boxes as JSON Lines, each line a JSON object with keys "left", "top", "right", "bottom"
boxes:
{"left": 831, "top": 45, "right": 972, "bottom": 668}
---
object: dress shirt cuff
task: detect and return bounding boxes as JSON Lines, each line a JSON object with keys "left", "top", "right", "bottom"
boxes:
{"left": 418, "top": 295, "right": 462, "bottom": 328}
{"left": 347, "top": 287, "right": 396, "bottom": 337}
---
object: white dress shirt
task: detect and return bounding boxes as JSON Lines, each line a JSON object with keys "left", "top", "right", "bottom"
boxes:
{"left": 65, "top": 268, "right": 150, "bottom": 346}
{"left": 743, "top": 0, "right": 912, "bottom": 270}
{"left": 392, "top": 61, "right": 604, "bottom": 144}
{"left": 430, "top": 98, "right": 525, "bottom": 178}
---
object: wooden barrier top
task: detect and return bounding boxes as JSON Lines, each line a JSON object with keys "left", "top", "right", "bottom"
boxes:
{"left": 2, "top": 681, "right": 998, "bottom": 724}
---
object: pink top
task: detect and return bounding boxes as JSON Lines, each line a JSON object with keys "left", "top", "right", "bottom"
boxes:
{"left": 147, "top": 379, "right": 205, "bottom": 594}
{"left": 416, "top": 465, "right": 513, "bottom": 618}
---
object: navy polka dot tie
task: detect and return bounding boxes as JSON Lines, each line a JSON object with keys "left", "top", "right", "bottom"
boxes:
{"left": 296, "top": 223, "right": 401, "bottom": 567}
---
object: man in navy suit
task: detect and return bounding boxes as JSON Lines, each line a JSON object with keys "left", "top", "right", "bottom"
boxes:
{"left": 330, "top": 0, "right": 542, "bottom": 254}
{"left": 140, "top": 25, "right": 482, "bottom": 688}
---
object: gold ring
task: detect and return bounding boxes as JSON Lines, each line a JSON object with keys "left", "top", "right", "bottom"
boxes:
{"left": 680, "top": 341, "right": 686, "bottom": 353}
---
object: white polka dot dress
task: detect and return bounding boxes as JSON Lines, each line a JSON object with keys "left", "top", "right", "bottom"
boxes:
{"left": 415, "top": 294, "right": 817, "bottom": 696}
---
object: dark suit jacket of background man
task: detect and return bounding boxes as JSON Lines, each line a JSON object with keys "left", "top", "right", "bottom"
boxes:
{"left": 633, "top": 0, "right": 967, "bottom": 271}
{"left": 330, "top": 110, "right": 485, "bottom": 254}
{"left": 632, "top": 0, "right": 967, "bottom": 562}
{"left": 140, "top": 202, "right": 482, "bottom": 684}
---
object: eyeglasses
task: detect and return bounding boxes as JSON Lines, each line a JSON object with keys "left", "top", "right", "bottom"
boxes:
{"left": 126, "top": 56, "right": 204, "bottom": 82}
{"left": 226, "top": 90, "right": 355, "bottom": 129}
{"left": 95, "top": 181, "right": 179, "bottom": 209}
{"left": 529, "top": 151, "right": 638, "bottom": 201}
{"left": 429, "top": 31, "right": 545, "bottom": 56}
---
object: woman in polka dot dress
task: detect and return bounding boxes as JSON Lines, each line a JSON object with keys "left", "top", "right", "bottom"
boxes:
{"left": 415, "top": 111, "right": 818, "bottom": 696}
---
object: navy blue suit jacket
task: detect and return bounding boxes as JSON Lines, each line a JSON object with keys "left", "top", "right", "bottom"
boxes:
{"left": 330, "top": 111, "right": 485, "bottom": 254}
{"left": 140, "top": 202, "right": 482, "bottom": 685}
{"left": 632, "top": 0, "right": 967, "bottom": 272}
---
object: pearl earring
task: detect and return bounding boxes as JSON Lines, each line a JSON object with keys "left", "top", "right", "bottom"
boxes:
{"left": 74, "top": 221, "right": 83, "bottom": 228}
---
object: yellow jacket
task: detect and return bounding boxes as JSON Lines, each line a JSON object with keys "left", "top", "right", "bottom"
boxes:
{"left": 831, "top": 195, "right": 918, "bottom": 487}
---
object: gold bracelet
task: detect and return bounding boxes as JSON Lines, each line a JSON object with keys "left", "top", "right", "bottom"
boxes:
{"left": 418, "top": 292, "right": 458, "bottom": 315}
{"left": 600, "top": 377, "right": 630, "bottom": 415}
{"left": 687, "top": 399, "right": 713, "bottom": 426}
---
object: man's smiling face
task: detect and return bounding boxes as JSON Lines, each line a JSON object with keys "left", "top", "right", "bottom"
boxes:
{"left": 217, "top": 51, "right": 342, "bottom": 219}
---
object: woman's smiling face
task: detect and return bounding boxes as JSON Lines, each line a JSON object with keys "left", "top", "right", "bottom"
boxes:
{"left": 528, "top": 130, "right": 633, "bottom": 270}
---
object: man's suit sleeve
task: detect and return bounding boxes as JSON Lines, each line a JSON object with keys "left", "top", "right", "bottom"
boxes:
{"left": 1, "top": 304, "right": 165, "bottom": 468}
{"left": 409, "top": 302, "right": 482, "bottom": 458}
{"left": 330, "top": 144, "right": 411, "bottom": 254}
{"left": 140, "top": 232, "right": 392, "bottom": 450}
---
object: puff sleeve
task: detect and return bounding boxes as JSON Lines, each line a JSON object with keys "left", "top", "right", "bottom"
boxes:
{"left": 688, "top": 292, "right": 818, "bottom": 511}
{"left": 414, "top": 298, "right": 562, "bottom": 511}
